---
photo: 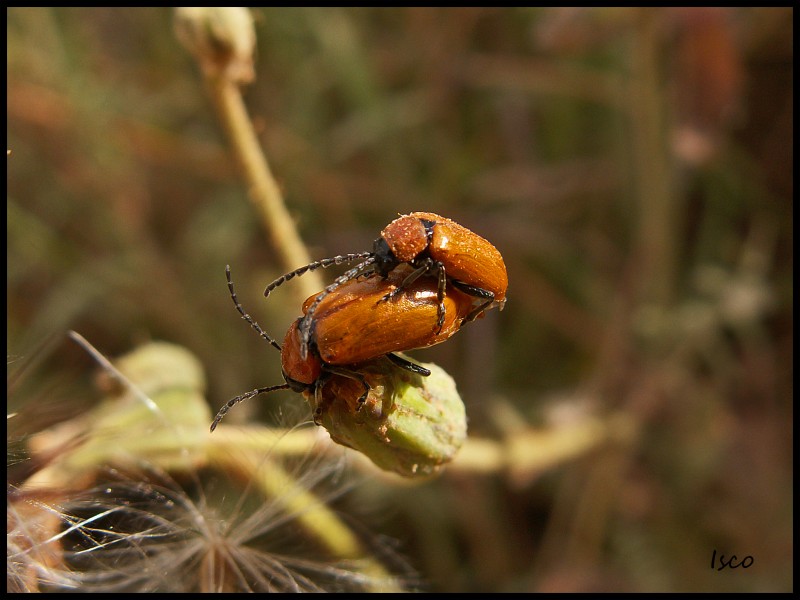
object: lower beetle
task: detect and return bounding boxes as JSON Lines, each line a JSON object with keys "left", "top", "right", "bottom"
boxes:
{"left": 210, "top": 264, "right": 476, "bottom": 431}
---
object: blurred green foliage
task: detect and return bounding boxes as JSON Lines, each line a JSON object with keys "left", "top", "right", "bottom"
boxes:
{"left": 7, "top": 7, "right": 792, "bottom": 592}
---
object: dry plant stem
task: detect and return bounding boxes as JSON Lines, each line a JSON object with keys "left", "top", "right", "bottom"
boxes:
{"left": 207, "top": 447, "right": 403, "bottom": 592}
{"left": 207, "top": 425, "right": 326, "bottom": 457}
{"left": 208, "top": 414, "right": 637, "bottom": 481}
{"left": 629, "top": 9, "right": 677, "bottom": 306}
{"left": 206, "top": 74, "right": 323, "bottom": 305}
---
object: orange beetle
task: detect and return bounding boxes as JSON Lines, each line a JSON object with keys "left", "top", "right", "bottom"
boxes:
{"left": 210, "top": 265, "right": 476, "bottom": 430}
{"left": 260, "top": 212, "right": 507, "bottom": 359}
{"left": 374, "top": 212, "right": 507, "bottom": 309}
{"left": 299, "top": 264, "right": 475, "bottom": 365}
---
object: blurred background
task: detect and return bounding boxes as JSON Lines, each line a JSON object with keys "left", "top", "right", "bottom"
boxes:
{"left": 7, "top": 7, "right": 792, "bottom": 592}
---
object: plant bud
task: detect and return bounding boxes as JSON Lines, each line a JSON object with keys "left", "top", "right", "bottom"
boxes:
{"left": 174, "top": 7, "right": 255, "bottom": 84}
{"left": 308, "top": 356, "right": 467, "bottom": 477}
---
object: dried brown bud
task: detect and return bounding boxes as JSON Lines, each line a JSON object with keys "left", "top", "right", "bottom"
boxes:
{"left": 174, "top": 7, "right": 256, "bottom": 84}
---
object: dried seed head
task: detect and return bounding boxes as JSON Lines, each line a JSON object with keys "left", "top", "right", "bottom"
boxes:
{"left": 175, "top": 7, "right": 256, "bottom": 84}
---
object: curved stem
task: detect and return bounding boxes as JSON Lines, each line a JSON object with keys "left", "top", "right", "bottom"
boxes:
{"left": 206, "top": 75, "right": 323, "bottom": 305}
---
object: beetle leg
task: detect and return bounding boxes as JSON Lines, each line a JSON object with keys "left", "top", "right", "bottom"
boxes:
{"left": 379, "top": 258, "right": 447, "bottom": 333}
{"left": 355, "top": 387, "right": 370, "bottom": 410}
{"left": 450, "top": 279, "right": 495, "bottom": 299}
{"left": 386, "top": 352, "right": 431, "bottom": 377}
{"left": 312, "top": 391, "right": 324, "bottom": 426}
{"left": 324, "top": 366, "right": 371, "bottom": 412}
{"left": 379, "top": 261, "right": 431, "bottom": 303}
{"left": 465, "top": 298, "right": 494, "bottom": 322}
{"left": 434, "top": 261, "right": 446, "bottom": 334}
{"left": 312, "top": 373, "right": 333, "bottom": 426}
{"left": 450, "top": 279, "right": 495, "bottom": 322}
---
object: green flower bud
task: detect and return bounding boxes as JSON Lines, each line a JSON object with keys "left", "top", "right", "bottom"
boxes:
{"left": 308, "top": 356, "right": 467, "bottom": 478}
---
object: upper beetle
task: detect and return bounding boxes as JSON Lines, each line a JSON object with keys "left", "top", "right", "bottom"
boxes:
{"left": 261, "top": 212, "right": 508, "bottom": 359}
{"left": 210, "top": 264, "right": 476, "bottom": 431}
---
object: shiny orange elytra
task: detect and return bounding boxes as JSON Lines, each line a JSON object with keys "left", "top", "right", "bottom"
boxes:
{"left": 260, "top": 212, "right": 508, "bottom": 360}
{"left": 377, "top": 212, "right": 507, "bottom": 306}
{"left": 210, "top": 265, "right": 476, "bottom": 431}
{"left": 299, "top": 264, "right": 476, "bottom": 365}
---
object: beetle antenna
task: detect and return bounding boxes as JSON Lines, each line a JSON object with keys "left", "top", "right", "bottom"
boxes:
{"left": 210, "top": 383, "right": 291, "bottom": 431}
{"left": 263, "top": 252, "right": 373, "bottom": 298}
{"left": 298, "top": 256, "right": 377, "bottom": 360}
{"left": 226, "top": 265, "right": 282, "bottom": 352}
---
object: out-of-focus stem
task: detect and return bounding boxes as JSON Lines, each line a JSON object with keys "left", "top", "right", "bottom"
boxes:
{"left": 206, "top": 75, "right": 323, "bottom": 305}
{"left": 629, "top": 8, "right": 677, "bottom": 306}
{"left": 208, "top": 411, "right": 638, "bottom": 486}
{"left": 175, "top": 7, "right": 323, "bottom": 304}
